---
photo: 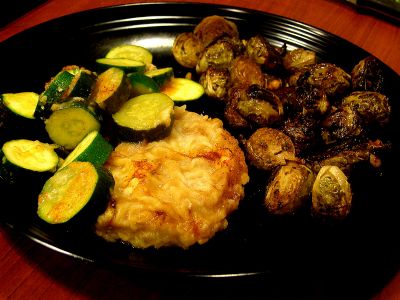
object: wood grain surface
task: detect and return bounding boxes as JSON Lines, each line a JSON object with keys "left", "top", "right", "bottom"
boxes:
{"left": 0, "top": 0, "right": 399, "bottom": 299}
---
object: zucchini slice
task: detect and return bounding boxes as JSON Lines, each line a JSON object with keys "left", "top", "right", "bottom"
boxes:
{"left": 37, "top": 161, "right": 114, "bottom": 225}
{"left": 45, "top": 103, "right": 101, "bottom": 150}
{"left": 2, "top": 139, "right": 59, "bottom": 172}
{"left": 145, "top": 67, "right": 174, "bottom": 87}
{"left": 112, "top": 93, "right": 174, "bottom": 142}
{"left": 60, "top": 131, "right": 113, "bottom": 169}
{"left": 2, "top": 92, "right": 39, "bottom": 119}
{"left": 128, "top": 73, "right": 160, "bottom": 96}
{"left": 38, "top": 70, "right": 75, "bottom": 108}
{"left": 105, "top": 44, "right": 153, "bottom": 66}
{"left": 0, "top": 93, "right": 46, "bottom": 144}
{"left": 96, "top": 57, "right": 146, "bottom": 73}
{"left": 89, "top": 67, "right": 131, "bottom": 114}
{"left": 160, "top": 77, "right": 204, "bottom": 102}
{"left": 68, "top": 69, "right": 96, "bottom": 100}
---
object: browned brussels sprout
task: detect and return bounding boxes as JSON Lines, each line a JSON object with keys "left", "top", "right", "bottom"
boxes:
{"left": 342, "top": 91, "right": 390, "bottom": 127}
{"left": 245, "top": 35, "right": 283, "bottom": 70}
{"left": 223, "top": 86, "right": 250, "bottom": 129}
{"left": 229, "top": 56, "right": 265, "bottom": 88}
{"left": 351, "top": 56, "right": 384, "bottom": 93}
{"left": 282, "top": 48, "right": 316, "bottom": 72}
{"left": 236, "top": 85, "right": 283, "bottom": 127}
{"left": 321, "top": 106, "right": 364, "bottom": 145}
{"left": 196, "top": 39, "right": 236, "bottom": 74}
{"left": 199, "top": 67, "right": 230, "bottom": 100}
{"left": 193, "top": 15, "right": 239, "bottom": 48}
{"left": 281, "top": 114, "right": 319, "bottom": 155}
{"left": 172, "top": 32, "right": 204, "bottom": 68}
{"left": 285, "top": 84, "right": 329, "bottom": 117}
{"left": 265, "top": 162, "right": 315, "bottom": 215}
{"left": 299, "top": 63, "right": 351, "bottom": 97}
{"left": 244, "top": 127, "right": 298, "bottom": 171}
{"left": 312, "top": 165, "right": 352, "bottom": 219}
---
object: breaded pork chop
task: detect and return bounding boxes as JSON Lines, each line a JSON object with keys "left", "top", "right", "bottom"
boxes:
{"left": 96, "top": 106, "right": 249, "bottom": 249}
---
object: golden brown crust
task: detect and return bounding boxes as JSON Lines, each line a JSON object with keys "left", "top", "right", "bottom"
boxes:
{"left": 96, "top": 106, "right": 249, "bottom": 249}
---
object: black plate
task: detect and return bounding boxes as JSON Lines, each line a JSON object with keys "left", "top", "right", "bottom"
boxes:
{"left": 0, "top": 2, "right": 399, "bottom": 282}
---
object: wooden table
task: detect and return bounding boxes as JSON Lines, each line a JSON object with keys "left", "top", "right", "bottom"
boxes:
{"left": 0, "top": 0, "right": 399, "bottom": 299}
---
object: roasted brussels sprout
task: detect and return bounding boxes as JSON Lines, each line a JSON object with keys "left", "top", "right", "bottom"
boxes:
{"left": 236, "top": 85, "right": 283, "bottom": 127}
{"left": 193, "top": 15, "right": 239, "bottom": 48}
{"left": 172, "top": 32, "right": 204, "bottom": 68}
{"left": 312, "top": 165, "right": 352, "bottom": 219}
{"left": 196, "top": 39, "right": 236, "bottom": 74}
{"left": 299, "top": 63, "right": 351, "bottom": 97}
{"left": 229, "top": 56, "right": 265, "bottom": 88}
{"left": 244, "top": 127, "right": 298, "bottom": 171}
{"left": 265, "top": 162, "right": 315, "bottom": 215}
{"left": 224, "top": 86, "right": 250, "bottom": 129}
{"left": 321, "top": 106, "right": 364, "bottom": 145}
{"left": 283, "top": 48, "right": 316, "bottom": 72}
{"left": 245, "top": 35, "right": 283, "bottom": 70}
{"left": 281, "top": 114, "right": 319, "bottom": 155}
{"left": 342, "top": 91, "right": 390, "bottom": 127}
{"left": 199, "top": 67, "right": 230, "bottom": 100}
{"left": 351, "top": 56, "right": 384, "bottom": 93}
{"left": 285, "top": 84, "right": 329, "bottom": 117}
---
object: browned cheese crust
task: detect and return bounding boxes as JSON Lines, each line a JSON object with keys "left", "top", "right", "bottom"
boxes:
{"left": 95, "top": 106, "right": 249, "bottom": 249}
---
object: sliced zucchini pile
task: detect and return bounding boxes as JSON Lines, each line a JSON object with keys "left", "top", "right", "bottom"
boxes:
{"left": 97, "top": 44, "right": 204, "bottom": 103}
{"left": 37, "top": 66, "right": 97, "bottom": 118}
{"left": 1, "top": 42, "right": 209, "bottom": 229}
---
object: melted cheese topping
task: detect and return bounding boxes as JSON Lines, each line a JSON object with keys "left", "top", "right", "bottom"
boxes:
{"left": 95, "top": 106, "right": 249, "bottom": 249}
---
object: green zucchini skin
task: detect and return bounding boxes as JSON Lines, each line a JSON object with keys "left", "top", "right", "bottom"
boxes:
{"left": 37, "top": 161, "right": 114, "bottom": 227}
{"left": 68, "top": 69, "right": 97, "bottom": 100}
{"left": 96, "top": 58, "right": 146, "bottom": 73}
{"left": 145, "top": 67, "right": 174, "bottom": 87}
{"left": 89, "top": 67, "right": 131, "bottom": 114}
{"left": 128, "top": 73, "right": 160, "bottom": 97}
{"left": 60, "top": 130, "right": 113, "bottom": 169}
{"left": 36, "top": 66, "right": 97, "bottom": 120}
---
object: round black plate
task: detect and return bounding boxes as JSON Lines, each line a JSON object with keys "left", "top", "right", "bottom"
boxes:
{"left": 0, "top": 2, "right": 399, "bottom": 281}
